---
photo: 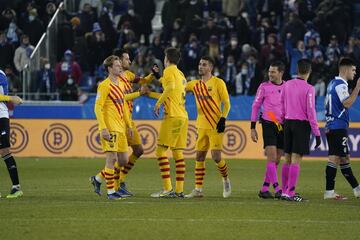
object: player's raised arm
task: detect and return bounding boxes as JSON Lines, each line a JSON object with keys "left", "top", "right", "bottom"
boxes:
{"left": 342, "top": 77, "right": 360, "bottom": 108}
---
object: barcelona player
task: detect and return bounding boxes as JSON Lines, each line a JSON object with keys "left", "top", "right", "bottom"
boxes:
{"left": 94, "top": 55, "right": 133, "bottom": 200}
{"left": 184, "top": 56, "right": 231, "bottom": 198}
{"left": 148, "top": 47, "right": 188, "bottom": 198}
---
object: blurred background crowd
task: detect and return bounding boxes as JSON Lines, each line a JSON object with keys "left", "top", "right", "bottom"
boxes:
{"left": 0, "top": 0, "right": 359, "bottom": 101}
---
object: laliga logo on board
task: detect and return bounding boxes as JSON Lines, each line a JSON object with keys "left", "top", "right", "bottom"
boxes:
{"left": 137, "top": 124, "right": 157, "bottom": 154}
{"left": 43, "top": 123, "right": 73, "bottom": 154}
{"left": 86, "top": 124, "right": 103, "bottom": 154}
{"left": 223, "top": 124, "right": 246, "bottom": 156}
{"left": 184, "top": 124, "right": 197, "bottom": 155}
{"left": 9, "top": 123, "right": 29, "bottom": 154}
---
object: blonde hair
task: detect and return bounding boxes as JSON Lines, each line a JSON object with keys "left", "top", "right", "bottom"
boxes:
{"left": 103, "top": 55, "right": 119, "bottom": 72}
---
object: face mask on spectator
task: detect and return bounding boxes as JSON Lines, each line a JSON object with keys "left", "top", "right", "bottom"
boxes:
{"left": 29, "top": 15, "right": 35, "bottom": 22}
{"left": 45, "top": 63, "right": 50, "bottom": 70}
{"left": 171, "top": 40, "right": 177, "bottom": 47}
{"left": 241, "top": 68, "right": 248, "bottom": 75}
{"left": 230, "top": 40, "right": 238, "bottom": 47}
{"left": 124, "top": 28, "right": 129, "bottom": 34}
{"left": 128, "top": 9, "right": 134, "bottom": 16}
{"left": 67, "top": 78, "right": 74, "bottom": 85}
{"left": 64, "top": 56, "right": 72, "bottom": 62}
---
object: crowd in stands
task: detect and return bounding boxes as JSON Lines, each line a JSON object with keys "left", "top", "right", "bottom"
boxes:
{"left": 0, "top": 0, "right": 360, "bottom": 101}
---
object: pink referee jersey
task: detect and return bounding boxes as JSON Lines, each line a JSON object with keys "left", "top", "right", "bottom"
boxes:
{"left": 281, "top": 78, "right": 320, "bottom": 136}
{"left": 251, "top": 81, "right": 285, "bottom": 124}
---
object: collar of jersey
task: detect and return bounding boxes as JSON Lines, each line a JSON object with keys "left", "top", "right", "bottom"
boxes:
{"left": 335, "top": 76, "right": 348, "bottom": 86}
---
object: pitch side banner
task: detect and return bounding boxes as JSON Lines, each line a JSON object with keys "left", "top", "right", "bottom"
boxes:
{"left": 9, "top": 120, "right": 360, "bottom": 159}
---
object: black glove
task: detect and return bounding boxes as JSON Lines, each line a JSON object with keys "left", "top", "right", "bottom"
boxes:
{"left": 315, "top": 136, "right": 321, "bottom": 149}
{"left": 151, "top": 64, "right": 161, "bottom": 79}
{"left": 216, "top": 117, "right": 226, "bottom": 133}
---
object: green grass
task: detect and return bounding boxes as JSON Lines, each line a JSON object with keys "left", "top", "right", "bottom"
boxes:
{"left": 1, "top": 158, "right": 360, "bottom": 240}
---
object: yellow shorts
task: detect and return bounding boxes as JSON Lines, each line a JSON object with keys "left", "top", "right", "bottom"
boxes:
{"left": 100, "top": 131, "right": 128, "bottom": 152}
{"left": 195, "top": 128, "right": 223, "bottom": 151}
{"left": 126, "top": 121, "right": 141, "bottom": 146}
{"left": 158, "top": 117, "right": 188, "bottom": 149}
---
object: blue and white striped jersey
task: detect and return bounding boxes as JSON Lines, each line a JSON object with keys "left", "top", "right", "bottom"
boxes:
{"left": 325, "top": 77, "right": 349, "bottom": 130}
{"left": 0, "top": 70, "right": 9, "bottom": 118}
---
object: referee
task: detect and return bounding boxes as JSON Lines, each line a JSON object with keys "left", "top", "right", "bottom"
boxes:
{"left": 281, "top": 59, "right": 321, "bottom": 202}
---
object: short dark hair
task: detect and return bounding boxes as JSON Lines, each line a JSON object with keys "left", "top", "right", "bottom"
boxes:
{"left": 103, "top": 55, "right": 119, "bottom": 72}
{"left": 270, "top": 61, "right": 285, "bottom": 72}
{"left": 165, "top": 47, "right": 181, "bottom": 64}
{"left": 112, "top": 48, "right": 128, "bottom": 59}
{"left": 200, "top": 56, "right": 215, "bottom": 66}
{"left": 297, "top": 59, "right": 312, "bottom": 75}
{"left": 339, "top": 57, "right": 355, "bottom": 69}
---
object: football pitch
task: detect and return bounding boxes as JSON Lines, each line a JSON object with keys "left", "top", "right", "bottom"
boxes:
{"left": 0, "top": 158, "right": 360, "bottom": 240}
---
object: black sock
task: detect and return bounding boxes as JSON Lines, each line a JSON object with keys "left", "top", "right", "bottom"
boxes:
{"left": 340, "top": 163, "right": 359, "bottom": 189}
{"left": 3, "top": 153, "right": 20, "bottom": 186}
{"left": 326, "top": 162, "right": 337, "bottom": 191}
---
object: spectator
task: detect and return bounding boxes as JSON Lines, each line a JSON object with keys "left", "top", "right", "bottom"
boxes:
{"left": 200, "top": 17, "right": 223, "bottom": 44}
{"left": 133, "top": 0, "right": 156, "bottom": 45}
{"left": 281, "top": 13, "right": 306, "bottom": 46}
{"left": 183, "top": 34, "right": 203, "bottom": 74}
{"left": 325, "top": 35, "right": 341, "bottom": 66}
{"left": 224, "top": 34, "right": 242, "bottom": 63}
{"left": 55, "top": 49, "right": 83, "bottom": 88}
{"left": 5, "top": 21, "right": 21, "bottom": 45}
{"left": 182, "top": 0, "right": 204, "bottom": 35}
{"left": 42, "top": 2, "right": 57, "bottom": 27}
{"left": 0, "top": 31, "right": 14, "bottom": 69}
{"left": 235, "top": 62, "right": 251, "bottom": 95}
{"left": 78, "top": 3, "right": 97, "bottom": 34}
{"left": 131, "top": 52, "right": 146, "bottom": 77}
{"left": 23, "top": 8, "right": 45, "bottom": 46}
{"left": 203, "top": 35, "right": 221, "bottom": 66}
{"left": 147, "top": 35, "right": 164, "bottom": 61}
{"left": 59, "top": 76, "right": 79, "bottom": 101}
{"left": 222, "top": 55, "right": 237, "bottom": 95}
{"left": 260, "top": 33, "right": 285, "bottom": 68}
{"left": 35, "top": 58, "right": 56, "bottom": 100}
{"left": 4, "top": 65, "right": 21, "bottom": 94}
{"left": 222, "top": 0, "right": 244, "bottom": 25}
{"left": 13, "top": 34, "right": 34, "bottom": 72}
{"left": 86, "top": 22, "right": 108, "bottom": 74}
{"left": 285, "top": 33, "right": 308, "bottom": 77}
{"left": 99, "top": 1, "right": 118, "bottom": 50}
{"left": 161, "top": 0, "right": 180, "bottom": 43}
{"left": 314, "top": 79, "right": 326, "bottom": 96}
{"left": 79, "top": 0, "right": 103, "bottom": 17}
{"left": 0, "top": 8, "right": 17, "bottom": 31}
{"left": 304, "top": 21, "right": 320, "bottom": 46}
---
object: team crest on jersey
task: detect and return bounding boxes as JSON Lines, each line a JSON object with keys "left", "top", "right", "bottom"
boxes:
{"left": 208, "top": 86, "right": 212, "bottom": 91}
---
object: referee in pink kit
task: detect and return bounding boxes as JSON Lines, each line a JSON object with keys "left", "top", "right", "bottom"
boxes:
{"left": 281, "top": 59, "right": 321, "bottom": 202}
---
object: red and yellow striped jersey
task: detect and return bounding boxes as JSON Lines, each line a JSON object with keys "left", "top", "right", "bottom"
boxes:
{"left": 94, "top": 77, "right": 130, "bottom": 132}
{"left": 119, "top": 70, "right": 153, "bottom": 118}
{"left": 186, "top": 76, "right": 230, "bottom": 129}
{"left": 157, "top": 65, "right": 188, "bottom": 119}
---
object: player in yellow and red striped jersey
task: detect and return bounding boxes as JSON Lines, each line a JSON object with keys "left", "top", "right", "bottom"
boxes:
{"left": 147, "top": 47, "right": 188, "bottom": 198}
{"left": 184, "top": 56, "right": 232, "bottom": 198}
{"left": 93, "top": 55, "right": 133, "bottom": 200}
{"left": 91, "top": 49, "right": 156, "bottom": 197}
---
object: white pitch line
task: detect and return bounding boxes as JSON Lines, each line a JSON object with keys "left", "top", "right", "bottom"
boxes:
{"left": 2, "top": 217, "right": 360, "bottom": 225}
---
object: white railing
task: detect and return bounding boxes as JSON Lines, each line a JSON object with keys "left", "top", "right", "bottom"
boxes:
{"left": 21, "top": 1, "right": 65, "bottom": 100}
